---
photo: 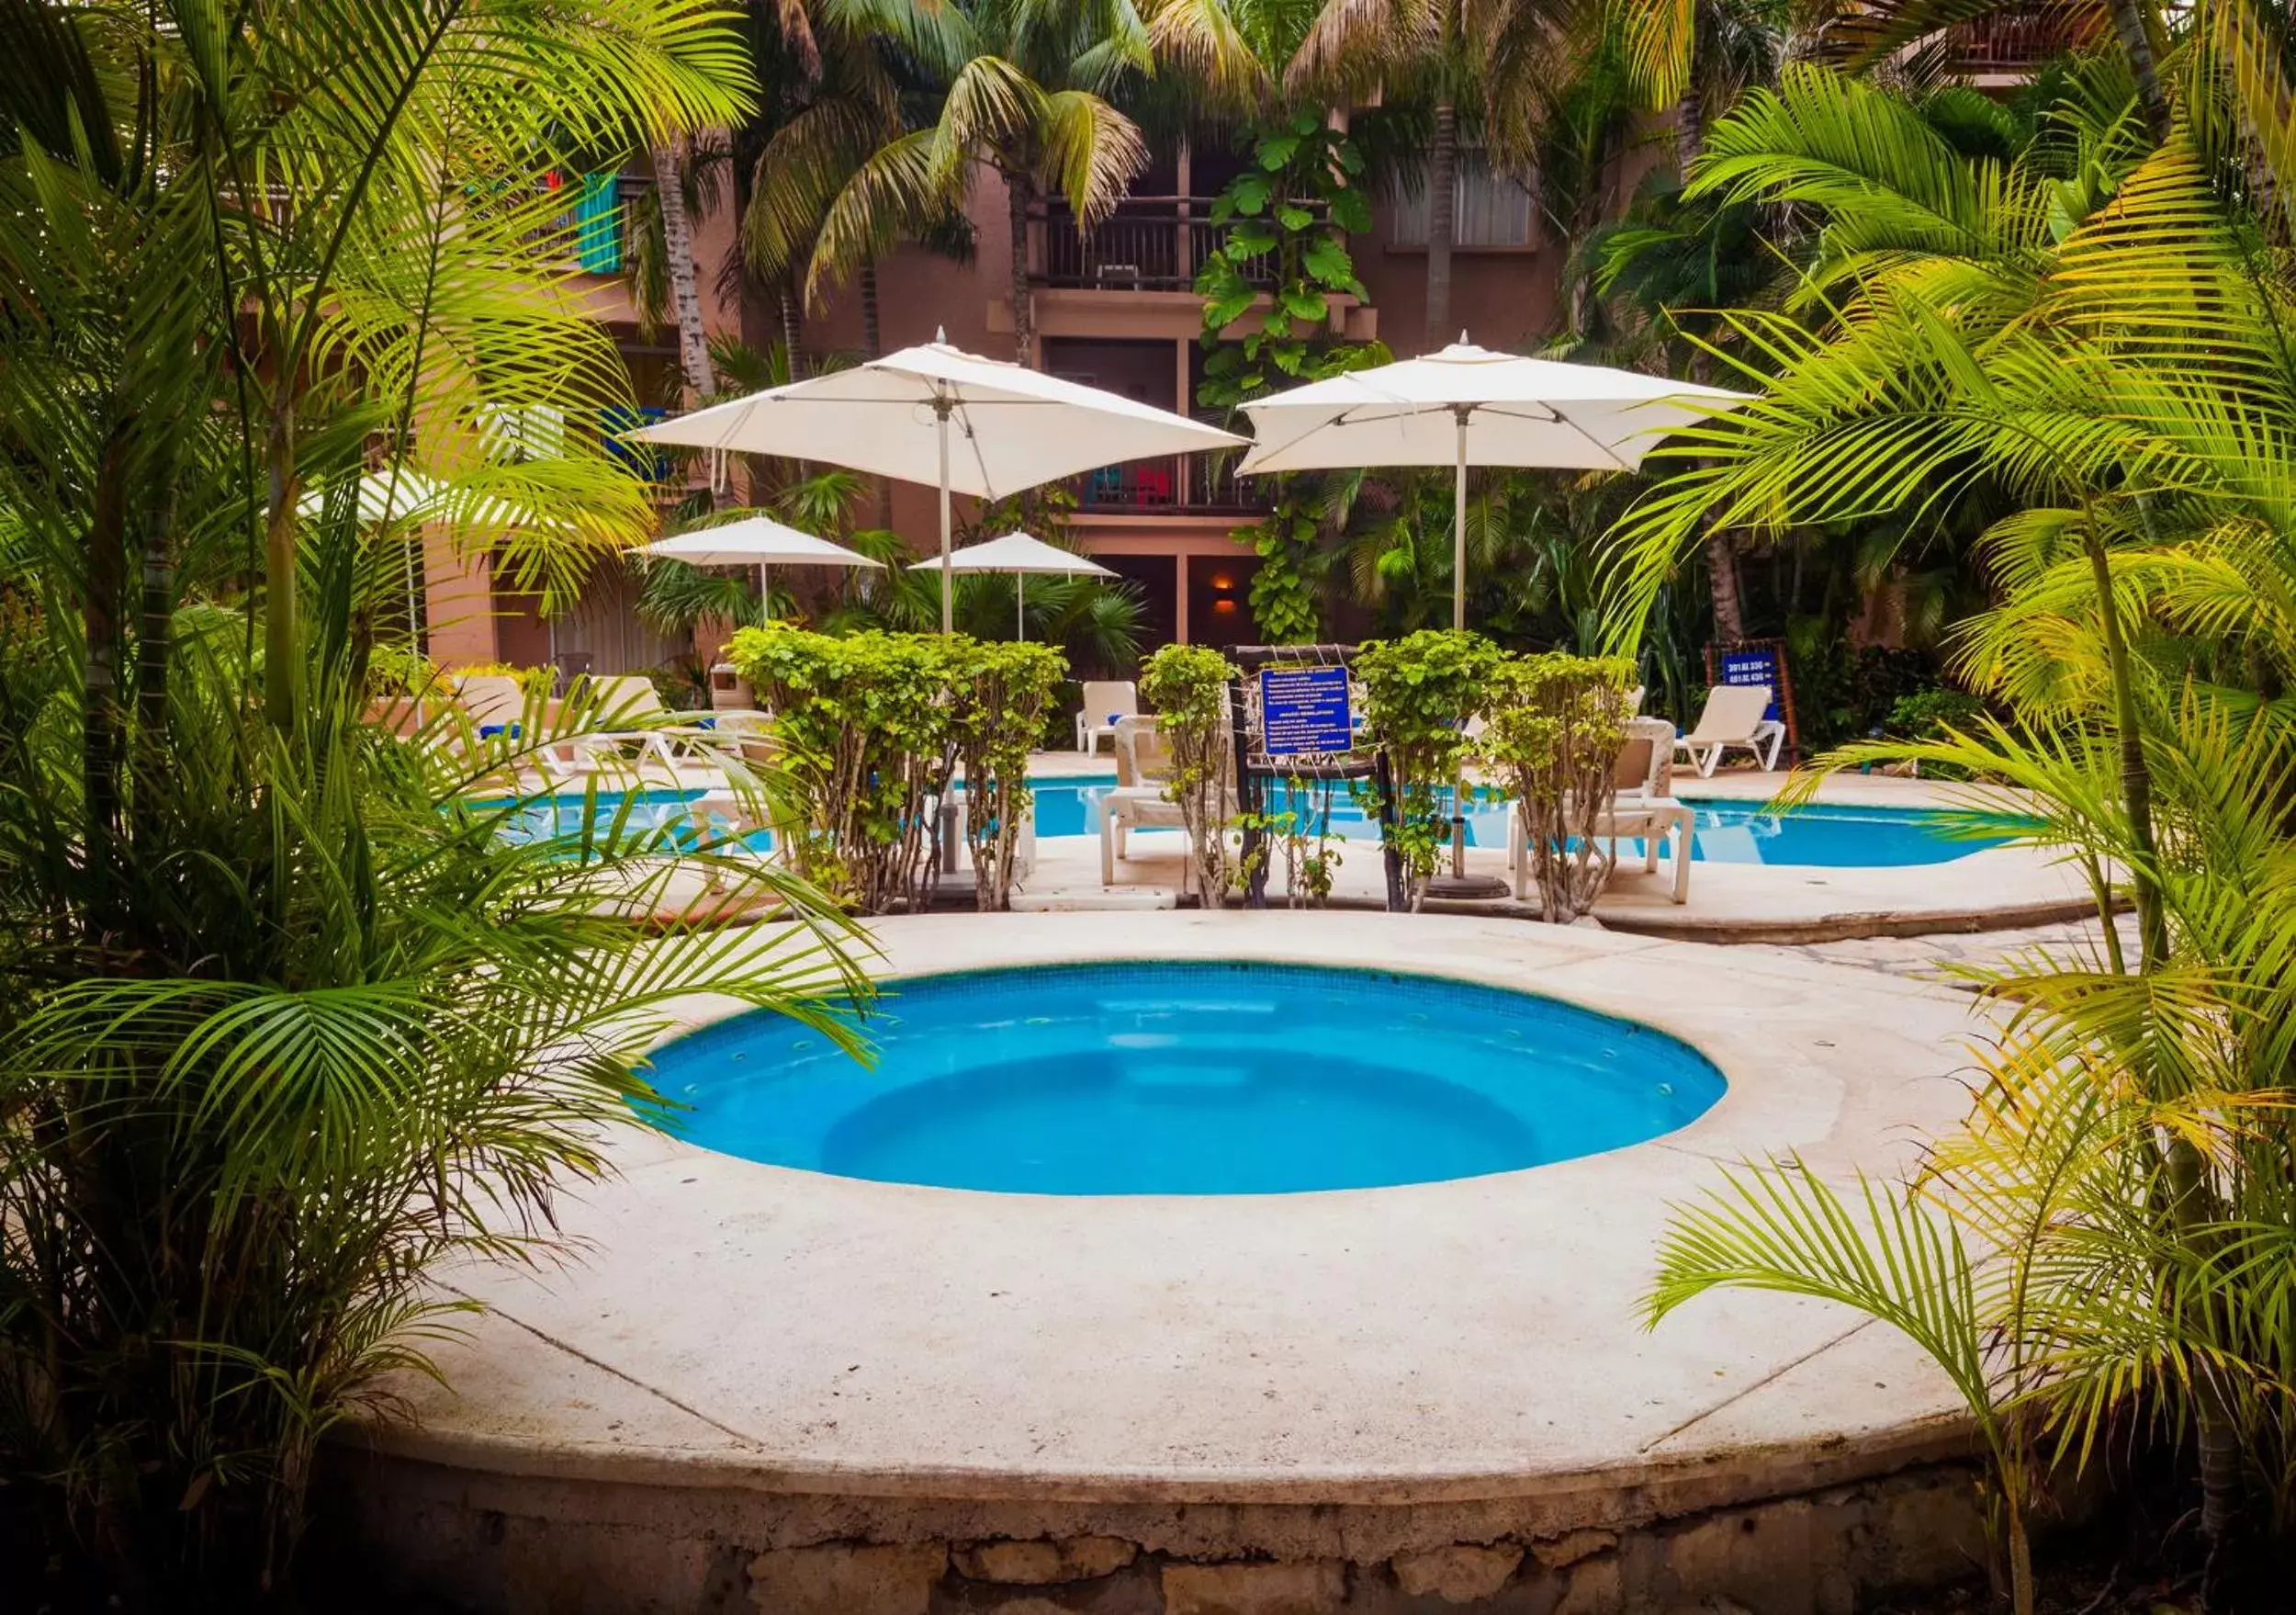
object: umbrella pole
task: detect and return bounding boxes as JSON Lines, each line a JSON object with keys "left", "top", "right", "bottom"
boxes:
{"left": 1426, "top": 404, "right": 1503, "bottom": 898}
{"left": 936, "top": 401, "right": 954, "bottom": 635}
{"left": 759, "top": 562, "right": 770, "bottom": 623}
{"left": 1450, "top": 410, "right": 1470, "bottom": 876}
{"left": 1453, "top": 409, "right": 1469, "bottom": 632}
{"left": 1017, "top": 572, "right": 1024, "bottom": 640}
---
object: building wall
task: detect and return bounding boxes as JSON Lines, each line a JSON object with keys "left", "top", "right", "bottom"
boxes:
{"left": 425, "top": 138, "right": 1575, "bottom": 670}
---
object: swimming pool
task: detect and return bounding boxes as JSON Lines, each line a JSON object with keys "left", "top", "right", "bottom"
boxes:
{"left": 1020, "top": 778, "right": 2019, "bottom": 867}
{"left": 653, "top": 961, "right": 1727, "bottom": 1195}
{"left": 483, "top": 788, "right": 774, "bottom": 854}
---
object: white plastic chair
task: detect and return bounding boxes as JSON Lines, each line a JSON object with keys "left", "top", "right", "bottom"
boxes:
{"left": 1099, "top": 717, "right": 1210, "bottom": 889}
{"left": 1075, "top": 680, "right": 1140, "bottom": 754}
{"left": 1510, "top": 717, "right": 1694, "bottom": 905}
{"left": 552, "top": 673, "right": 706, "bottom": 783}
{"left": 1674, "top": 684, "right": 1784, "bottom": 776}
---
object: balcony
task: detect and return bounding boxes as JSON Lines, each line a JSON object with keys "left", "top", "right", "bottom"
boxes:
{"left": 1952, "top": 9, "right": 2087, "bottom": 74}
{"left": 1075, "top": 451, "right": 1266, "bottom": 518}
{"left": 1035, "top": 198, "right": 1278, "bottom": 291}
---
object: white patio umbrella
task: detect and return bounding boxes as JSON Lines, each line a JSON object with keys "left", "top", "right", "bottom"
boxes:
{"left": 638, "top": 514, "right": 881, "bottom": 618}
{"left": 630, "top": 334, "right": 1244, "bottom": 633}
{"left": 1239, "top": 338, "right": 1754, "bottom": 894}
{"left": 906, "top": 531, "right": 1117, "bottom": 639}
{"left": 1237, "top": 338, "right": 1756, "bottom": 628}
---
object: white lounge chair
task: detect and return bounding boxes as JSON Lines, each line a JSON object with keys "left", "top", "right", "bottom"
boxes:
{"left": 1510, "top": 717, "right": 1694, "bottom": 905}
{"left": 1674, "top": 683, "right": 1784, "bottom": 776}
{"left": 1097, "top": 716, "right": 1218, "bottom": 891}
{"left": 1075, "top": 680, "right": 1140, "bottom": 755}
{"left": 452, "top": 672, "right": 528, "bottom": 736}
{"left": 551, "top": 673, "right": 714, "bottom": 783}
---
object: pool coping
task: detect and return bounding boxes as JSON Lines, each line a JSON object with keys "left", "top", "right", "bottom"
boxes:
{"left": 354, "top": 910, "right": 1983, "bottom": 1515}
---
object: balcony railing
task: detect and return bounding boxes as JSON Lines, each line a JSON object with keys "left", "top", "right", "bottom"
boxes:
{"left": 1075, "top": 451, "right": 1266, "bottom": 517}
{"left": 1036, "top": 197, "right": 1279, "bottom": 291}
{"left": 1952, "top": 9, "right": 2082, "bottom": 73}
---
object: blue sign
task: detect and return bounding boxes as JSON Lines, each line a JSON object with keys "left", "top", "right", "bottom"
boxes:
{"left": 1715, "top": 645, "right": 1784, "bottom": 723}
{"left": 1259, "top": 665, "right": 1353, "bottom": 757}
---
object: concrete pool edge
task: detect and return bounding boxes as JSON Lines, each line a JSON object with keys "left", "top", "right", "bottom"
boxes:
{"left": 330, "top": 911, "right": 1998, "bottom": 1611}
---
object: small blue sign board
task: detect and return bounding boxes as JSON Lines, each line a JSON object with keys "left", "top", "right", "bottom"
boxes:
{"left": 1715, "top": 644, "right": 1784, "bottom": 724}
{"left": 1259, "top": 665, "right": 1353, "bottom": 757}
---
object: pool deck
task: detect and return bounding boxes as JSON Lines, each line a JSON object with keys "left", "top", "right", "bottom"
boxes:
{"left": 335, "top": 909, "right": 1995, "bottom": 1610}
{"left": 573, "top": 758, "right": 2100, "bottom": 944}
{"left": 1025, "top": 762, "right": 2096, "bottom": 943}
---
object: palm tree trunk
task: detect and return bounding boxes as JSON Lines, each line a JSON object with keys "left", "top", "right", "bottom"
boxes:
{"left": 132, "top": 484, "right": 177, "bottom": 850}
{"left": 650, "top": 141, "right": 716, "bottom": 403}
{"left": 1007, "top": 175, "right": 1036, "bottom": 365}
{"left": 1705, "top": 525, "right": 1746, "bottom": 642}
{"left": 779, "top": 286, "right": 805, "bottom": 381}
{"left": 2102, "top": 0, "right": 2170, "bottom": 143}
{"left": 861, "top": 259, "right": 894, "bottom": 528}
{"left": 263, "top": 401, "right": 305, "bottom": 731}
{"left": 1676, "top": 82, "right": 1704, "bottom": 174}
{"left": 1426, "top": 101, "right": 1458, "bottom": 348}
{"left": 2081, "top": 525, "right": 2245, "bottom": 1543}
{"left": 84, "top": 430, "right": 129, "bottom": 853}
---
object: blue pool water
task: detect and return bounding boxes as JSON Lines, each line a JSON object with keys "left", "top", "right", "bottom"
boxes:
{"left": 653, "top": 961, "right": 1727, "bottom": 1194}
{"left": 481, "top": 784, "right": 2011, "bottom": 869}
{"left": 484, "top": 788, "right": 775, "bottom": 854}
{"left": 1023, "top": 778, "right": 2018, "bottom": 867}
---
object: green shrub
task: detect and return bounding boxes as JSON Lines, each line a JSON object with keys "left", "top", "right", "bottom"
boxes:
{"left": 1887, "top": 687, "right": 1988, "bottom": 738}
{"left": 1480, "top": 655, "right": 1638, "bottom": 922}
{"left": 726, "top": 628, "right": 1067, "bottom": 914}
{"left": 1139, "top": 644, "right": 1241, "bottom": 906}
{"left": 1351, "top": 629, "right": 1503, "bottom": 909}
{"left": 727, "top": 625, "right": 961, "bottom": 914}
{"left": 949, "top": 639, "right": 1070, "bottom": 911}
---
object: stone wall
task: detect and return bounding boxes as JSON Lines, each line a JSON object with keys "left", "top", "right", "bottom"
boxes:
{"left": 312, "top": 1452, "right": 1990, "bottom": 1614}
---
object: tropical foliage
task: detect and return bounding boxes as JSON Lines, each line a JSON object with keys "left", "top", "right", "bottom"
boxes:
{"left": 1608, "top": 4, "right": 2296, "bottom": 1600}
{"left": 0, "top": 2, "right": 888, "bottom": 1603}
{"left": 811, "top": 0, "right": 1155, "bottom": 361}
{"left": 1195, "top": 108, "right": 1386, "bottom": 642}
{"left": 1349, "top": 627, "right": 1503, "bottom": 906}
{"left": 1138, "top": 642, "right": 1244, "bottom": 904}
{"left": 1479, "top": 651, "right": 1636, "bottom": 919}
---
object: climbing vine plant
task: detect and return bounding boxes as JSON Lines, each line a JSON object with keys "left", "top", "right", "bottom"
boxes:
{"left": 1196, "top": 112, "right": 1384, "bottom": 643}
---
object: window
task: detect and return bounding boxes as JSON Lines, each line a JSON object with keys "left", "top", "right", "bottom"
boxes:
{"left": 1390, "top": 154, "right": 1536, "bottom": 248}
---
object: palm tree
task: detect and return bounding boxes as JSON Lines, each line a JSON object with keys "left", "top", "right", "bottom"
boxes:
{"left": 1284, "top": 0, "right": 1565, "bottom": 349}
{"left": 1605, "top": 36, "right": 2296, "bottom": 1575}
{"left": 1611, "top": 0, "right": 1782, "bottom": 171}
{"left": 813, "top": 0, "right": 1154, "bottom": 365}
{"left": 652, "top": 140, "right": 723, "bottom": 400}
{"left": 0, "top": 3, "right": 873, "bottom": 1599}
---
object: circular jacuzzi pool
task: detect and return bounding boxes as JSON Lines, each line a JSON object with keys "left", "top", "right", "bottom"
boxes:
{"left": 653, "top": 961, "right": 1726, "bottom": 1195}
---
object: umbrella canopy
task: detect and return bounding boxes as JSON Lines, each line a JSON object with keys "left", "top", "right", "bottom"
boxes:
{"left": 906, "top": 531, "right": 1117, "bottom": 576}
{"left": 632, "top": 336, "right": 1244, "bottom": 632}
{"left": 906, "top": 532, "right": 1114, "bottom": 639}
{"left": 1238, "top": 340, "right": 1755, "bottom": 480}
{"left": 639, "top": 516, "right": 882, "bottom": 569}
{"left": 639, "top": 515, "right": 881, "bottom": 623}
{"left": 1238, "top": 338, "right": 1754, "bottom": 895}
